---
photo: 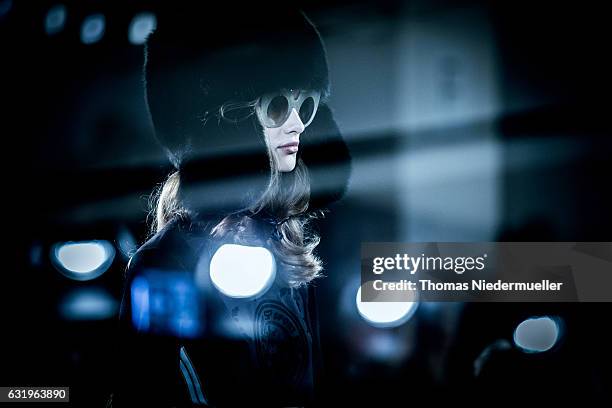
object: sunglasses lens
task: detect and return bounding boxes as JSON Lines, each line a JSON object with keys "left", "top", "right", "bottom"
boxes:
{"left": 266, "top": 95, "right": 289, "bottom": 126}
{"left": 298, "top": 96, "right": 316, "bottom": 125}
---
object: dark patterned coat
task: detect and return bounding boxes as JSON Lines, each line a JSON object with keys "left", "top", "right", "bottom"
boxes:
{"left": 112, "top": 216, "right": 323, "bottom": 407}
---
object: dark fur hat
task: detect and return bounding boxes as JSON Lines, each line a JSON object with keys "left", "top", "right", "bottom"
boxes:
{"left": 144, "top": 5, "right": 351, "bottom": 214}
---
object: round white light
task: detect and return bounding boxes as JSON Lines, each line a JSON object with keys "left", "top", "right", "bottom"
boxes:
{"left": 209, "top": 244, "right": 276, "bottom": 298}
{"left": 80, "top": 13, "right": 105, "bottom": 44}
{"left": 513, "top": 316, "right": 560, "bottom": 353}
{"left": 356, "top": 286, "right": 418, "bottom": 328}
{"left": 45, "top": 4, "right": 67, "bottom": 35}
{"left": 51, "top": 240, "right": 115, "bottom": 281}
{"left": 128, "top": 12, "right": 156, "bottom": 45}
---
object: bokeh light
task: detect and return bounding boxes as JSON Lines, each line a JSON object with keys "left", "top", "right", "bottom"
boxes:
{"left": 209, "top": 244, "right": 276, "bottom": 298}
{"left": 45, "top": 4, "right": 67, "bottom": 35}
{"left": 356, "top": 285, "right": 419, "bottom": 328}
{"left": 59, "top": 287, "right": 117, "bottom": 320}
{"left": 51, "top": 240, "right": 115, "bottom": 281}
{"left": 80, "top": 13, "right": 105, "bottom": 44}
{"left": 128, "top": 12, "right": 156, "bottom": 45}
{"left": 513, "top": 316, "right": 561, "bottom": 353}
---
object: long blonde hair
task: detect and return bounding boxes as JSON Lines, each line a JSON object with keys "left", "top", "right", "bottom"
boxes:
{"left": 150, "top": 170, "right": 189, "bottom": 234}
{"left": 150, "top": 113, "right": 323, "bottom": 287}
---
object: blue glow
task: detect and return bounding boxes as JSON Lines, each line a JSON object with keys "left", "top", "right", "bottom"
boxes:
{"left": 45, "top": 4, "right": 66, "bottom": 35}
{"left": 365, "top": 331, "right": 410, "bottom": 361}
{"left": 0, "top": 0, "right": 12, "bottom": 18}
{"left": 60, "top": 288, "right": 117, "bottom": 320}
{"left": 51, "top": 240, "right": 115, "bottom": 281}
{"left": 131, "top": 276, "right": 150, "bottom": 331}
{"left": 356, "top": 286, "right": 419, "bottom": 328}
{"left": 30, "top": 243, "right": 43, "bottom": 266}
{"left": 513, "top": 316, "right": 560, "bottom": 353}
{"left": 130, "top": 271, "right": 202, "bottom": 338}
{"left": 128, "top": 12, "right": 157, "bottom": 45}
{"left": 210, "top": 244, "right": 276, "bottom": 298}
{"left": 80, "top": 14, "right": 105, "bottom": 44}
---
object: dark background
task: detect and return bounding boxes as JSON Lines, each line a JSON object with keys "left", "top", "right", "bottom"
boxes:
{"left": 1, "top": 0, "right": 611, "bottom": 405}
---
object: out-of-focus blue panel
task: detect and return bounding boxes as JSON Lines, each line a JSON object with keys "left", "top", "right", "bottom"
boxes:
{"left": 130, "top": 270, "right": 203, "bottom": 338}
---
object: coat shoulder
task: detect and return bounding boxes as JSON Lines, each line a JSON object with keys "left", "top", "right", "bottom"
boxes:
{"left": 126, "top": 218, "right": 207, "bottom": 279}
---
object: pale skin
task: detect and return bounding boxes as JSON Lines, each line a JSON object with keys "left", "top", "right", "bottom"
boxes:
{"left": 262, "top": 107, "right": 305, "bottom": 172}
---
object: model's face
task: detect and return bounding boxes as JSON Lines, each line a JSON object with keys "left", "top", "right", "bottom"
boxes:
{"left": 262, "top": 107, "right": 305, "bottom": 172}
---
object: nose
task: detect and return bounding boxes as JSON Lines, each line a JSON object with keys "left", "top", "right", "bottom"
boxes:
{"left": 283, "top": 108, "right": 305, "bottom": 134}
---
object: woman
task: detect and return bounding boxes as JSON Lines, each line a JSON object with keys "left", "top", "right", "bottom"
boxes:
{"left": 112, "top": 5, "right": 350, "bottom": 407}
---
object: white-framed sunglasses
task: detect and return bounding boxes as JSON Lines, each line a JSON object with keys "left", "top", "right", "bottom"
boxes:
{"left": 255, "top": 89, "right": 321, "bottom": 128}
